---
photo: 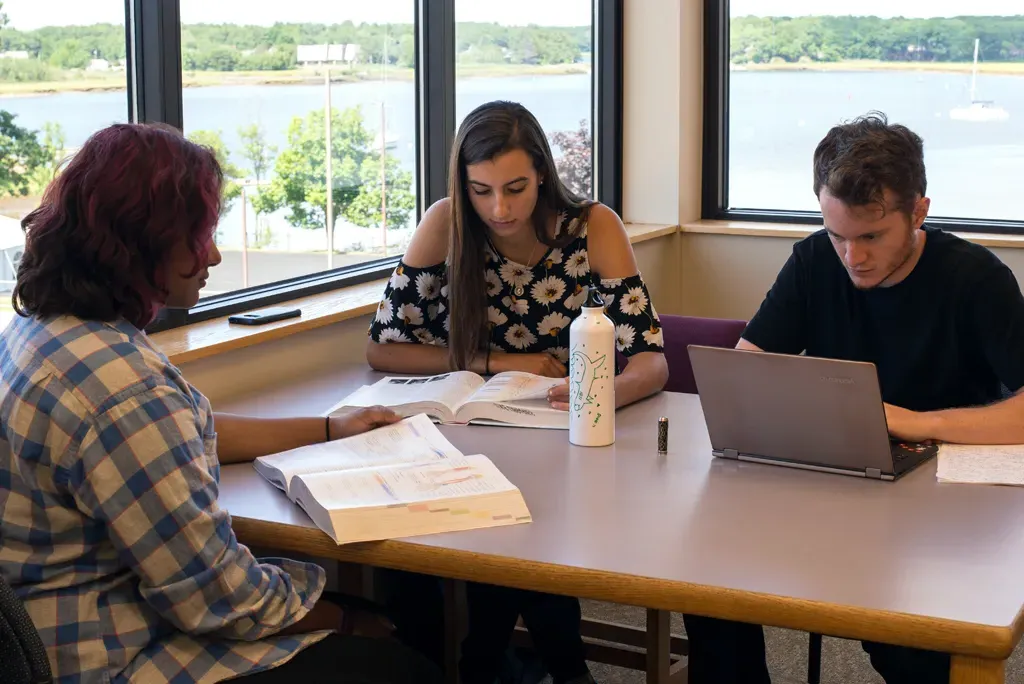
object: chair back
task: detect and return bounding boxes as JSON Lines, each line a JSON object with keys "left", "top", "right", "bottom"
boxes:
{"left": 0, "top": 574, "right": 53, "bottom": 684}
{"left": 617, "top": 315, "right": 747, "bottom": 394}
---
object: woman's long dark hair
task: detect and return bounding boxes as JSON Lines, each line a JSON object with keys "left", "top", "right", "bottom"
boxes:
{"left": 447, "top": 100, "right": 591, "bottom": 370}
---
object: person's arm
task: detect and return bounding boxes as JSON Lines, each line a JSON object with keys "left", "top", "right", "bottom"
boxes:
{"left": 547, "top": 204, "right": 668, "bottom": 410}
{"left": 214, "top": 407, "right": 401, "bottom": 464}
{"left": 885, "top": 265, "right": 1024, "bottom": 444}
{"left": 66, "top": 385, "right": 331, "bottom": 639}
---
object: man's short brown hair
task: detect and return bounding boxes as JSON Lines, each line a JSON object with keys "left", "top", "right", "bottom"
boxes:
{"left": 812, "top": 111, "right": 926, "bottom": 217}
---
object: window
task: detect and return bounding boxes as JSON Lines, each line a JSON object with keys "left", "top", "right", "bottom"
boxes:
{"left": 705, "top": 0, "right": 1024, "bottom": 230}
{"left": 455, "top": 0, "right": 595, "bottom": 199}
{"left": 0, "top": 0, "right": 129, "bottom": 328}
{"left": 178, "top": 0, "right": 418, "bottom": 298}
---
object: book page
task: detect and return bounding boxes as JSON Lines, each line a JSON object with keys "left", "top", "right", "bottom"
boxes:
{"left": 936, "top": 444, "right": 1024, "bottom": 485}
{"left": 465, "top": 372, "right": 566, "bottom": 405}
{"left": 254, "top": 413, "right": 464, "bottom": 492}
{"left": 297, "top": 453, "right": 518, "bottom": 509}
{"left": 328, "top": 372, "right": 485, "bottom": 418}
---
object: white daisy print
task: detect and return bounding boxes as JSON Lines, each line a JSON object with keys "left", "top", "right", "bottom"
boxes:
{"left": 427, "top": 303, "right": 440, "bottom": 321}
{"left": 550, "top": 346, "right": 570, "bottom": 364}
{"left": 542, "top": 248, "right": 563, "bottom": 270}
{"left": 499, "top": 262, "right": 533, "bottom": 291}
{"left": 389, "top": 265, "right": 410, "bottom": 290}
{"left": 375, "top": 300, "right": 393, "bottom": 325}
{"left": 487, "top": 306, "right": 508, "bottom": 328}
{"left": 505, "top": 323, "right": 537, "bottom": 350}
{"left": 440, "top": 284, "right": 449, "bottom": 298}
{"left": 502, "top": 295, "right": 529, "bottom": 317}
{"left": 413, "top": 328, "right": 436, "bottom": 345}
{"left": 490, "top": 342, "right": 504, "bottom": 352}
{"left": 565, "top": 249, "right": 590, "bottom": 279}
{"left": 643, "top": 326, "right": 665, "bottom": 347}
{"left": 378, "top": 328, "right": 410, "bottom": 344}
{"left": 398, "top": 303, "right": 424, "bottom": 326}
{"left": 538, "top": 312, "right": 571, "bottom": 337}
{"left": 600, "top": 277, "right": 624, "bottom": 289}
{"left": 601, "top": 294, "right": 616, "bottom": 313}
{"left": 531, "top": 276, "right": 566, "bottom": 306}
{"left": 416, "top": 272, "right": 441, "bottom": 300}
{"left": 484, "top": 269, "right": 502, "bottom": 297}
{"left": 553, "top": 211, "right": 568, "bottom": 236}
{"left": 564, "top": 284, "right": 587, "bottom": 311}
{"left": 620, "top": 287, "right": 649, "bottom": 316}
{"left": 444, "top": 316, "right": 450, "bottom": 332}
{"left": 615, "top": 323, "right": 636, "bottom": 352}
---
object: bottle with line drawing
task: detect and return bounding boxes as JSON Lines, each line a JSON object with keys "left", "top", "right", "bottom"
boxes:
{"left": 568, "top": 288, "right": 615, "bottom": 447}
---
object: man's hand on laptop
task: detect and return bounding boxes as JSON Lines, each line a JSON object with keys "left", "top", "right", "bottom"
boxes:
{"left": 884, "top": 403, "right": 937, "bottom": 443}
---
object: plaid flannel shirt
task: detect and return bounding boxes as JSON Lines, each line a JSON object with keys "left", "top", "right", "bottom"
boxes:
{"left": 0, "top": 315, "right": 329, "bottom": 683}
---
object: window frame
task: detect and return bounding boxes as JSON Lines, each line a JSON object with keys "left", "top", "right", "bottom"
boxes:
{"left": 136, "top": 0, "right": 621, "bottom": 333}
{"left": 700, "top": 0, "right": 1024, "bottom": 236}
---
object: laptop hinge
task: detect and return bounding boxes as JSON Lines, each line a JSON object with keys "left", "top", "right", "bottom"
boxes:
{"left": 865, "top": 468, "right": 882, "bottom": 479}
{"left": 723, "top": 448, "right": 739, "bottom": 460}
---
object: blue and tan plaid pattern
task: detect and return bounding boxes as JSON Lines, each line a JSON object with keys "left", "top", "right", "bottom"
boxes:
{"left": 0, "top": 315, "right": 329, "bottom": 683}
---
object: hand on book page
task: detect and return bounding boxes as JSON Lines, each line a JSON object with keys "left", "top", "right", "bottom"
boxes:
{"left": 254, "top": 413, "right": 464, "bottom": 492}
{"left": 936, "top": 443, "right": 1024, "bottom": 485}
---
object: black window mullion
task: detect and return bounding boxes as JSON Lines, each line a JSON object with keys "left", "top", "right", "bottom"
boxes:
{"left": 130, "top": 0, "right": 183, "bottom": 130}
{"left": 701, "top": 0, "right": 729, "bottom": 221}
{"left": 417, "top": 0, "right": 455, "bottom": 212}
{"left": 594, "top": 0, "right": 623, "bottom": 215}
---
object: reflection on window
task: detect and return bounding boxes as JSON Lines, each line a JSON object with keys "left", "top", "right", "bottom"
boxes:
{"left": 454, "top": 0, "right": 594, "bottom": 198}
{"left": 727, "top": 2, "right": 1024, "bottom": 222}
{"left": 180, "top": 0, "right": 418, "bottom": 297}
{"left": 0, "top": 0, "right": 128, "bottom": 327}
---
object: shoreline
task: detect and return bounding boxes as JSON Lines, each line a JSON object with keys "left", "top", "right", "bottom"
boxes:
{"left": 732, "top": 60, "right": 1024, "bottom": 76}
{"left": 0, "top": 63, "right": 591, "bottom": 97}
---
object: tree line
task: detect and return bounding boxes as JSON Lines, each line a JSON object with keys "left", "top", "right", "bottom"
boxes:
{"left": 0, "top": 19, "right": 590, "bottom": 77}
{"left": 732, "top": 15, "right": 1024, "bottom": 64}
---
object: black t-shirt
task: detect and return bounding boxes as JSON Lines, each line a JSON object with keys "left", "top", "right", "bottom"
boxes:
{"left": 742, "top": 225, "right": 1024, "bottom": 412}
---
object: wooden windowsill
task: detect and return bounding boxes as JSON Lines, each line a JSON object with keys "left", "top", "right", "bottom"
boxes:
{"left": 682, "top": 219, "right": 1024, "bottom": 249}
{"left": 151, "top": 222, "right": 680, "bottom": 366}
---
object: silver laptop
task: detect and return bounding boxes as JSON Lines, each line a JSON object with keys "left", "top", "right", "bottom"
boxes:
{"left": 687, "top": 345, "right": 936, "bottom": 481}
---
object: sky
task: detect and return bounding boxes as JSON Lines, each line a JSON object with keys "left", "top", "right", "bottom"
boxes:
{"left": 1, "top": 0, "right": 592, "bottom": 30}
{"left": 732, "top": 0, "right": 1021, "bottom": 18}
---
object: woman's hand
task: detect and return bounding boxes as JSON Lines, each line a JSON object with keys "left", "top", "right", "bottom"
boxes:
{"left": 328, "top": 406, "right": 402, "bottom": 441}
{"left": 489, "top": 351, "right": 567, "bottom": 378}
{"left": 546, "top": 378, "right": 571, "bottom": 411}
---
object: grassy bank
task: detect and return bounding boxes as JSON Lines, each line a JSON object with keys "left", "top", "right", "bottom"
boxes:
{"left": 0, "top": 62, "right": 590, "bottom": 96}
{"left": 733, "top": 60, "right": 1024, "bottom": 75}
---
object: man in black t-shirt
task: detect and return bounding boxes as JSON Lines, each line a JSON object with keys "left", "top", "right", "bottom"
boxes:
{"left": 682, "top": 113, "right": 1024, "bottom": 684}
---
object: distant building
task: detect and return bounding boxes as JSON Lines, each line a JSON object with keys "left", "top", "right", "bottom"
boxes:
{"left": 0, "top": 51, "right": 30, "bottom": 60}
{"left": 86, "top": 58, "right": 111, "bottom": 72}
{"left": 296, "top": 44, "right": 359, "bottom": 65}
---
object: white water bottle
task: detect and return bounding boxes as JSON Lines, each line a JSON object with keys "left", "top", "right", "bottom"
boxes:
{"left": 568, "top": 288, "right": 616, "bottom": 446}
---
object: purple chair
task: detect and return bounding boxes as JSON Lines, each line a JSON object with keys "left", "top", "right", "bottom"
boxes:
{"left": 618, "top": 314, "right": 748, "bottom": 393}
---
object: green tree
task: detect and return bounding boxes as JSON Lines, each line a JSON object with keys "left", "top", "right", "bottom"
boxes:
{"left": 0, "top": 110, "right": 46, "bottom": 198}
{"left": 187, "top": 129, "right": 243, "bottom": 215}
{"left": 48, "top": 39, "right": 89, "bottom": 69}
{"left": 27, "top": 121, "right": 66, "bottom": 194}
{"left": 238, "top": 122, "right": 277, "bottom": 245}
{"left": 253, "top": 106, "right": 415, "bottom": 246}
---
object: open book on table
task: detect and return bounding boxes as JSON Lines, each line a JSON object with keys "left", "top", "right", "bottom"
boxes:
{"left": 327, "top": 371, "right": 569, "bottom": 430}
{"left": 252, "top": 413, "right": 532, "bottom": 545}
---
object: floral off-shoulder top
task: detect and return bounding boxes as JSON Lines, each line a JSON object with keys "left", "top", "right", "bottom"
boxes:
{"left": 368, "top": 205, "right": 664, "bottom": 364}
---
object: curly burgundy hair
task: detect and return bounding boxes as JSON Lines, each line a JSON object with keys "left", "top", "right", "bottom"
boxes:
{"left": 13, "top": 122, "right": 223, "bottom": 329}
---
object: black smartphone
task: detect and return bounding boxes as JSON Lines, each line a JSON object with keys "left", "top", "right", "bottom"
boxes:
{"left": 227, "top": 307, "right": 302, "bottom": 325}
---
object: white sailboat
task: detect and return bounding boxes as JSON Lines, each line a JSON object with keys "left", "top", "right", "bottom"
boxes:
{"left": 949, "top": 38, "right": 1010, "bottom": 122}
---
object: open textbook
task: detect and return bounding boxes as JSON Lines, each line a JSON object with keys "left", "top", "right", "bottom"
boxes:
{"left": 936, "top": 443, "right": 1024, "bottom": 486}
{"left": 327, "top": 371, "right": 569, "bottom": 429}
{"left": 253, "top": 413, "right": 532, "bottom": 544}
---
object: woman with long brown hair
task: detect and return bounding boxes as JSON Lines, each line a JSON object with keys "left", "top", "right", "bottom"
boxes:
{"left": 367, "top": 101, "right": 668, "bottom": 684}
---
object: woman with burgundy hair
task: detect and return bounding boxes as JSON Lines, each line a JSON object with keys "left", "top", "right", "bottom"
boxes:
{"left": 0, "top": 123, "right": 440, "bottom": 684}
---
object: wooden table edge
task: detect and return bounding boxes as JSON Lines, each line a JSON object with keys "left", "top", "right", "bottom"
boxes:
{"left": 231, "top": 516, "right": 1019, "bottom": 660}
